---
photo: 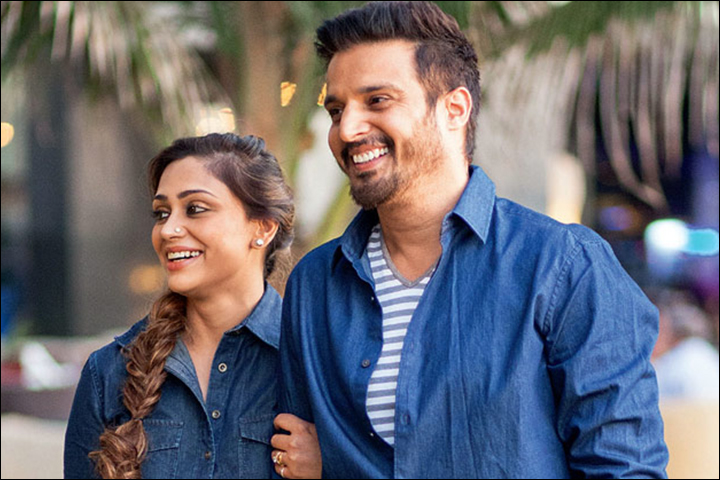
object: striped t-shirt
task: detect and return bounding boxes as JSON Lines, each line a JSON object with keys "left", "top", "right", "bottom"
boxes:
{"left": 366, "top": 225, "right": 436, "bottom": 447}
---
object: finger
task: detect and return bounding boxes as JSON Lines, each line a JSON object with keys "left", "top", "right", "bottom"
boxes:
{"left": 271, "top": 450, "right": 284, "bottom": 466}
{"left": 275, "top": 464, "right": 292, "bottom": 479}
{"left": 271, "top": 433, "right": 292, "bottom": 451}
{"left": 274, "top": 413, "right": 310, "bottom": 433}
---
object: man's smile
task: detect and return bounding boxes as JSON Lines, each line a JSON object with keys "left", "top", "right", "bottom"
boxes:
{"left": 352, "top": 147, "right": 389, "bottom": 165}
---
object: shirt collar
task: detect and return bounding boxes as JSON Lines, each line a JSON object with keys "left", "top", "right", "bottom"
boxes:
{"left": 115, "top": 319, "right": 147, "bottom": 348}
{"left": 334, "top": 165, "right": 495, "bottom": 266}
{"left": 114, "top": 284, "right": 282, "bottom": 350}
{"left": 227, "top": 283, "right": 282, "bottom": 349}
{"left": 449, "top": 165, "right": 495, "bottom": 243}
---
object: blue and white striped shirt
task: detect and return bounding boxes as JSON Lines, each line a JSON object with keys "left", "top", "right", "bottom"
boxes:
{"left": 366, "top": 225, "right": 436, "bottom": 446}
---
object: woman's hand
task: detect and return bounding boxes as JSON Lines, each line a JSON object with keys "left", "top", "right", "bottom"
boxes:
{"left": 271, "top": 414, "right": 322, "bottom": 479}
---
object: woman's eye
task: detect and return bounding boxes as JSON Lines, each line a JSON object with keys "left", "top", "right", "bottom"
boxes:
{"left": 152, "top": 210, "right": 169, "bottom": 221}
{"left": 187, "top": 204, "right": 208, "bottom": 215}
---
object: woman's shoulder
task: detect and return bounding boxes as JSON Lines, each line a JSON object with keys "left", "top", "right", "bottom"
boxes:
{"left": 86, "top": 317, "right": 148, "bottom": 370}
{"left": 71, "top": 318, "right": 149, "bottom": 420}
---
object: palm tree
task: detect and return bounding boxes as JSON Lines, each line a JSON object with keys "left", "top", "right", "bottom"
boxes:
{"left": 471, "top": 1, "right": 718, "bottom": 213}
{"left": 2, "top": 1, "right": 717, "bottom": 336}
{"left": 3, "top": 0, "right": 717, "bottom": 241}
{"left": 1, "top": 1, "right": 231, "bottom": 139}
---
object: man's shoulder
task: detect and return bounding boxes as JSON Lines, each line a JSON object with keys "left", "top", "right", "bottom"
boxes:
{"left": 493, "top": 197, "right": 605, "bottom": 248}
{"left": 289, "top": 237, "right": 343, "bottom": 279}
{"left": 293, "top": 238, "right": 340, "bottom": 273}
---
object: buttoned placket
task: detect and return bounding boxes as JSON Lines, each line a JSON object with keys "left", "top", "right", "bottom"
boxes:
{"left": 165, "top": 330, "right": 242, "bottom": 478}
{"left": 393, "top": 222, "right": 450, "bottom": 477}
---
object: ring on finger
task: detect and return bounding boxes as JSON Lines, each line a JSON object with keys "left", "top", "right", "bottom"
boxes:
{"left": 280, "top": 466, "right": 286, "bottom": 478}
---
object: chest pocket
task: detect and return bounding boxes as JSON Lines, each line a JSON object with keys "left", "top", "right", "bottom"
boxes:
{"left": 238, "top": 414, "right": 275, "bottom": 478}
{"left": 141, "top": 419, "right": 184, "bottom": 479}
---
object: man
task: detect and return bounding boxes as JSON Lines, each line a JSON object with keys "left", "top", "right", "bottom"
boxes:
{"left": 272, "top": 2, "right": 668, "bottom": 478}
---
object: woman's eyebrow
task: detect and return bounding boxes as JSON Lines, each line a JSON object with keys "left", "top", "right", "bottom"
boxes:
{"left": 153, "top": 189, "right": 217, "bottom": 201}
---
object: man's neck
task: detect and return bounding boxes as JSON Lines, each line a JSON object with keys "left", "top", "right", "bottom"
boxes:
{"left": 376, "top": 163, "right": 469, "bottom": 281}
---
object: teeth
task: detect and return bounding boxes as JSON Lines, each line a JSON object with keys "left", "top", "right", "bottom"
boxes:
{"left": 167, "top": 251, "right": 202, "bottom": 261}
{"left": 352, "top": 147, "right": 388, "bottom": 164}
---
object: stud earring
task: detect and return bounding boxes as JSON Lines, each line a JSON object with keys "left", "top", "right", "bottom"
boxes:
{"left": 254, "top": 239, "right": 265, "bottom": 247}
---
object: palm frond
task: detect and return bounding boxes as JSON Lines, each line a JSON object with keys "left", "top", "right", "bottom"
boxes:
{"left": 2, "top": 1, "right": 230, "bottom": 138}
{"left": 474, "top": 1, "right": 718, "bottom": 211}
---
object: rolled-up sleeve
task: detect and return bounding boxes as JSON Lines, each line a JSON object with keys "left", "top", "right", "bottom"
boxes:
{"left": 544, "top": 239, "right": 669, "bottom": 478}
{"left": 64, "top": 353, "right": 104, "bottom": 479}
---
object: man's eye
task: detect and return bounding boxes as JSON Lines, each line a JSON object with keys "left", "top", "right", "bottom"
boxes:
{"left": 369, "top": 96, "right": 388, "bottom": 106}
{"left": 328, "top": 107, "right": 343, "bottom": 121}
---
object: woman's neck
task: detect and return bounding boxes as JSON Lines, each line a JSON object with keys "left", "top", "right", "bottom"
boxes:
{"left": 184, "top": 278, "right": 265, "bottom": 349}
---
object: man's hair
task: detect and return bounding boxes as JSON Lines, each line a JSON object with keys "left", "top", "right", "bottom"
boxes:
{"left": 315, "top": 1, "right": 481, "bottom": 161}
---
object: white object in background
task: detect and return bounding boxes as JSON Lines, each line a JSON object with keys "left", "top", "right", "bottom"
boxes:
{"left": 19, "top": 342, "right": 79, "bottom": 391}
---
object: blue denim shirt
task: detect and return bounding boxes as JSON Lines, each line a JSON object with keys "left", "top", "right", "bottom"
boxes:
{"left": 279, "top": 166, "right": 668, "bottom": 479}
{"left": 64, "top": 286, "right": 282, "bottom": 479}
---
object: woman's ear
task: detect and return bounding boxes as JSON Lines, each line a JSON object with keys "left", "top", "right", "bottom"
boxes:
{"left": 252, "top": 219, "right": 280, "bottom": 249}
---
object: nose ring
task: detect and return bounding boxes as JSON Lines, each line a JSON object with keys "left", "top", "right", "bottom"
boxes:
{"left": 174, "top": 227, "right": 182, "bottom": 234}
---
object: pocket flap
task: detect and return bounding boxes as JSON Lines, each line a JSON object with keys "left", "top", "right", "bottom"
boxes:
{"left": 143, "top": 419, "right": 184, "bottom": 452}
{"left": 238, "top": 414, "right": 275, "bottom": 445}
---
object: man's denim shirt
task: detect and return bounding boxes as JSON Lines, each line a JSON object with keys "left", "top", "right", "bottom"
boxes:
{"left": 64, "top": 286, "right": 282, "bottom": 479}
{"left": 279, "top": 166, "right": 669, "bottom": 479}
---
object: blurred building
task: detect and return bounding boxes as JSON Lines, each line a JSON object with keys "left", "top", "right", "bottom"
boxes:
{"left": 2, "top": 71, "right": 160, "bottom": 337}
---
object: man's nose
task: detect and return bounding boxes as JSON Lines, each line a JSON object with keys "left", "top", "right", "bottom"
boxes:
{"left": 339, "top": 104, "right": 371, "bottom": 144}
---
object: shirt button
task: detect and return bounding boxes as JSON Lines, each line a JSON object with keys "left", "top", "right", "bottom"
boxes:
{"left": 361, "top": 359, "right": 371, "bottom": 368}
{"left": 218, "top": 363, "right": 228, "bottom": 373}
{"left": 370, "top": 296, "right": 376, "bottom": 303}
{"left": 212, "top": 410, "right": 222, "bottom": 419}
{"left": 369, "top": 432, "right": 375, "bottom": 438}
{"left": 204, "top": 451, "right": 212, "bottom": 460}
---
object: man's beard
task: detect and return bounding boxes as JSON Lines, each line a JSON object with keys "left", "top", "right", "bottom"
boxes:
{"left": 350, "top": 167, "right": 403, "bottom": 210}
{"left": 347, "top": 118, "right": 443, "bottom": 210}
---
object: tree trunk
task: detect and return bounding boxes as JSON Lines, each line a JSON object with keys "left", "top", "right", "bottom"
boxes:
{"left": 238, "top": 2, "right": 287, "bottom": 160}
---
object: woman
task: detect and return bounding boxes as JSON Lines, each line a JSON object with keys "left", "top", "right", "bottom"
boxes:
{"left": 64, "top": 133, "right": 294, "bottom": 479}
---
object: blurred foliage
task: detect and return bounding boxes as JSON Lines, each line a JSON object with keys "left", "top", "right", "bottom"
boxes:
{"left": 2, "top": 1, "right": 718, "bottom": 248}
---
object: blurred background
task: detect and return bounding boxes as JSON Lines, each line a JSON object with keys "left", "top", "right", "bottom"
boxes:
{"left": 1, "top": 1, "right": 718, "bottom": 478}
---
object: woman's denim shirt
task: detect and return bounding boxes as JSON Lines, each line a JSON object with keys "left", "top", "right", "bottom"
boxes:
{"left": 64, "top": 286, "right": 282, "bottom": 479}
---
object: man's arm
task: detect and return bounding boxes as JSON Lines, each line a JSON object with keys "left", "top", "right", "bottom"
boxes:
{"left": 543, "top": 238, "right": 668, "bottom": 478}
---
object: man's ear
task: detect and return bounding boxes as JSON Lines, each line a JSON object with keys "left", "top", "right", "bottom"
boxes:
{"left": 252, "top": 219, "right": 280, "bottom": 249}
{"left": 442, "top": 86, "right": 472, "bottom": 132}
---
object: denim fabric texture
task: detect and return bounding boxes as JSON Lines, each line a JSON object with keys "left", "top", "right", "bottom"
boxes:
{"left": 279, "top": 166, "right": 669, "bottom": 479}
{"left": 64, "top": 285, "right": 282, "bottom": 479}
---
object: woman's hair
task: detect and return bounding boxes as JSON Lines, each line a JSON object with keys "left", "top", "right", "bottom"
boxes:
{"left": 89, "top": 133, "right": 294, "bottom": 478}
{"left": 315, "top": 1, "right": 481, "bottom": 161}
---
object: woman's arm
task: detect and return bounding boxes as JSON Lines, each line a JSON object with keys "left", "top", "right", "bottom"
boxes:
{"left": 64, "top": 354, "right": 105, "bottom": 479}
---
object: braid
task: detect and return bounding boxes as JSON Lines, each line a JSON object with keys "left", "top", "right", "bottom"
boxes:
{"left": 89, "top": 292, "right": 186, "bottom": 478}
